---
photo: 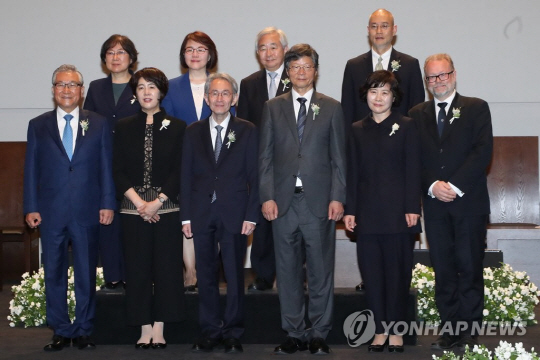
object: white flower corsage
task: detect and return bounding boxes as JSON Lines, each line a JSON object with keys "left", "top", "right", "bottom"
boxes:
{"left": 311, "top": 103, "right": 320, "bottom": 120}
{"left": 130, "top": 95, "right": 137, "bottom": 104}
{"left": 389, "top": 123, "right": 399, "bottom": 136}
{"left": 160, "top": 119, "right": 171, "bottom": 131}
{"left": 391, "top": 60, "right": 401, "bottom": 72}
{"left": 226, "top": 130, "right": 236, "bottom": 148}
{"left": 449, "top": 107, "right": 461, "bottom": 124}
{"left": 281, "top": 78, "right": 290, "bottom": 91}
{"left": 79, "top": 119, "right": 89, "bottom": 136}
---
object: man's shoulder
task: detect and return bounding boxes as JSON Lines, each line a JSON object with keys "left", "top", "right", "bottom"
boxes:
{"left": 81, "top": 109, "right": 107, "bottom": 122}
{"left": 346, "top": 51, "right": 371, "bottom": 66}
{"left": 30, "top": 110, "right": 56, "bottom": 123}
{"left": 456, "top": 94, "right": 488, "bottom": 107}
{"left": 392, "top": 49, "right": 420, "bottom": 63}
{"left": 313, "top": 92, "right": 340, "bottom": 106}
{"left": 241, "top": 69, "right": 265, "bottom": 84}
{"left": 409, "top": 100, "right": 432, "bottom": 116}
{"left": 232, "top": 116, "right": 256, "bottom": 130}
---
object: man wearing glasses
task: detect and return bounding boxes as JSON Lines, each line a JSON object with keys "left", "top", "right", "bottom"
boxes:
{"left": 259, "top": 44, "right": 346, "bottom": 355}
{"left": 409, "top": 53, "right": 493, "bottom": 351}
{"left": 24, "top": 64, "right": 115, "bottom": 351}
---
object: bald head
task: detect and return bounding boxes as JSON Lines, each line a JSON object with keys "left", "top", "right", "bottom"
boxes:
{"left": 369, "top": 9, "right": 394, "bottom": 26}
{"left": 367, "top": 8, "right": 397, "bottom": 54}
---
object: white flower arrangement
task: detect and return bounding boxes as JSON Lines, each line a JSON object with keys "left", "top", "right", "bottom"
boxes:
{"left": 389, "top": 123, "right": 400, "bottom": 136}
{"left": 281, "top": 78, "right": 290, "bottom": 91}
{"left": 79, "top": 119, "right": 89, "bottom": 136}
{"left": 130, "top": 95, "right": 137, "bottom": 104}
{"left": 311, "top": 104, "right": 320, "bottom": 120}
{"left": 391, "top": 60, "right": 401, "bottom": 72}
{"left": 433, "top": 341, "right": 539, "bottom": 360}
{"left": 226, "top": 130, "right": 236, "bottom": 149}
{"left": 449, "top": 107, "right": 461, "bottom": 124}
{"left": 412, "top": 263, "right": 540, "bottom": 327}
{"left": 8, "top": 267, "right": 104, "bottom": 328}
{"left": 160, "top": 119, "right": 171, "bottom": 131}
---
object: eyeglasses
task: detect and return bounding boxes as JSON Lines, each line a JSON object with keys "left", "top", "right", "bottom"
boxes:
{"left": 288, "top": 65, "right": 316, "bottom": 73}
{"left": 54, "top": 82, "right": 82, "bottom": 90}
{"left": 369, "top": 23, "right": 391, "bottom": 31}
{"left": 185, "top": 47, "right": 208, "bottom": 55}
{"left": 208, "top": 90, "right": 233, "bottom": 98}
{"left": 106, "top": 50, "right": 128, "bottom": 57}
{"left": 425, "top": 71, "right": 454, "bottom": 83}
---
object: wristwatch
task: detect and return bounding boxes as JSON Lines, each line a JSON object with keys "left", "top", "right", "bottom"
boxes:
{"left": 158, "top": 195, "right": 166, "bottom": 203}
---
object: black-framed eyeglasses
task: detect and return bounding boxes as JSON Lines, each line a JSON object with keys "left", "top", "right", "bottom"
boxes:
{"left": 185, "top": 47, "right": 208, "bottom": 54}
{"left": 425, "top": 71, "right": 454, "bottom": 83}
{"left": 288, "top": 65, "right": 316, "bottom": 73}
{"left": 54, "top": 82, "right": 82, "bottom": 90}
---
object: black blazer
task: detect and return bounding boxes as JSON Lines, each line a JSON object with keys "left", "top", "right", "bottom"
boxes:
{"left": 345, "top": 112, "right": 421, "bottom": 234}
{"left": 409, "top": 93, "right": 493, "bottom": 219}
{"left": 180, "top": 115, "right": 259, "bottom": 234}
{"left": 84, "top": 74, "right": 141, "bottom": 129}
{"left": 237, "top": 69, "right": 291, "bottom": 127}
{"left": 341, "top": 49, "right": 425, "bottom": 126}
{"left": 113, "top": 109, "right": 186, "bottom": 202}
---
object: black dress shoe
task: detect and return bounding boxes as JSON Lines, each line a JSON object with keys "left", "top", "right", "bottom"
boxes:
{"left": 101, "top": 281, "right": 125, "bottom": 291}
{"left": 135, "top": 341, "right": 151, "bottom": 349}
{"left": 388, "top": 345, "right": 404, "bottom": 353}
{"left": 223, "top": 337, "right": 243, "bottom": 353}
{"left": 247, "top": 277, "right": 273, "bottom": 291}
{"left": 185, "top": 282, "right": 198, "bottom": 293}
{"left": 152, "top": 342, "right": 167, "bottom": 349}
{"left": 457, "top": 335, "right": 478, "bottom": 351}
{"left": 355, "top": 282, "right": 365, "bottom": 291}
{"left": 274, "top": 336, "right": 308, "bottom": 354}
{"left": 192, "top": 336, "right": 222, "bottom": 352}
{"left": 431, "top": 334, "right": 458, "bottom": 350}
{"left": 75, "top": 335, "right": 96, "bottom": 350}
{"left": 43, "top": 334, "right": 71, "bottom": 351}
{"left": 309, "top": 337, "right": 330, "bottom": 355}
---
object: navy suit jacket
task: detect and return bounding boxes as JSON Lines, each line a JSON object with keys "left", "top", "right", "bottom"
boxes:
{"left": 162, "top": 73, "right": 212, "bottom": 125}
{"left": 23, "top": 109, "right": 116, "bottom": 228}
{"left": 237, "top": 69, "right": 291, "bottom": 127}
{"left": 83, "top": 74, "right": 141, "bottom": 129}
{"left": 409, "top": 93, "right": 493, "bottom": 220}
{"left": 341, "top": 48, "right": 425, "bottom": 126}
{"left": 180, "top": 115, "right": 259, "bottom": 234}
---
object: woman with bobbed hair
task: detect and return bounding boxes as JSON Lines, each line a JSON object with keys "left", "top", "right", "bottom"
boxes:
{"left": 84, "top": 34, "right": 141, "bottom": 290}
{"left": 343, "top": 70, "right": 421, "bottom": 353}
{"left": 114, "top": 67, "right": 186, "bottom": 349}
{"left": 161, "top": 30, "right": 221, "bottom": 293}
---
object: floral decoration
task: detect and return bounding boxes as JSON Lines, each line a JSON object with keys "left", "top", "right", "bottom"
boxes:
{"left": 160, "top": 119, "right": 171, "bottom": 131}
{"left": 130, "top": 95, "right": 137, "bottom": 104}
{"left": 311, "top": 104, "right": 320, "bottom": 120}
{"left": 432, "top": 341, "right": 539, "bottom": 360}
{"left": 281, "top": 78, "right": 290, "bottom": 91}
{"left": 79, "top": 119, "right": 89, "bottom": 136}
{"left": 449, "top": 107, "right": 461, "bottom": 124}
{"left": 391, "top": 60, "right": 401, "bottom": 72}
{"left": 389, "top": 123, "right": 400, "bottom": 136}
{"left": 226, "top": 130, "right": 236, "bottom": 148}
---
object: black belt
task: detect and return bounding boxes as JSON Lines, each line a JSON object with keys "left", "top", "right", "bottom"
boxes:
{"left": 294, "top": 186, "right": 304, "bottom": 193}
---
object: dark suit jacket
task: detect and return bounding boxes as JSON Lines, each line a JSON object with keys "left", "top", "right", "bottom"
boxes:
{"left": 341, "top": 48, "right": 425, "bottom": 126}
{"left": 409, "top": 93, "right": 493, "bottom": 220}
{"left": 162, "top": 73, "right": 212, "bottom": 125}
{"left": 180, "top": 115, "right": 259, "bottom": 234}
{"left": 83, "top": 74, "right": 141, "bottom": 129}
{"left": 113, "top": 109, "right": 186, "bottom": 202}
{"left": 237, "top": 69, "right": 291, "bottom": 127}
{"left": 23, "top": 109, "right": 116, "bottom": 227}
{"left": 345, "top": 112, "right": 421, "bottom": 234}
{"left": 259, "top": 91, "right": 347, "bottom": 218}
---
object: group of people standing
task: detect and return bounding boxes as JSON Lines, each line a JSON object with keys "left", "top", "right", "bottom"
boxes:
{"left": 22, "top": 7, "right": 492, "bottom": 356}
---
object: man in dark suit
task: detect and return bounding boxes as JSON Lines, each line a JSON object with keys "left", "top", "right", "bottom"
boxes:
{"left": 259, "top": 44, "right": 346, "bottom": 355}
{"left": 24, "top": 64, "right": 116, "bottom": 351}
{"left": 341, "top": 8, "right": 424, "bottom": 127}
{"left": 409, "top": 53, "right": 493, "bottom": 351}
{"left": 238, "top": 27, "right": 291, "bottom": 292}
{"left": 181, "top": 73, "right": 259, "bottom": 354}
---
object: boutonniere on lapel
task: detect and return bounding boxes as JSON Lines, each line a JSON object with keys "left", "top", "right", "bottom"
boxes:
{"left": 311, "top": 103, "right": 320, "bottom": 120}
{"left": 390, "top": 60, "right": 401, "bottom": 72}
{"left": 281, "top": 78, "right": 290, "bottom": 91}
{"left": 79, "top": 119, "right": 89, "bottom": 136}
{"left": 389, "top": 123, "right": 399, "bottom": 136}
{"left": 130, "top": 95, "right": 137, "bottom": 104}
{"left": 226, "top": 130, "right": 236, "bottom": 148}
{"left": 449, "top": 107, "right": 461, "bottom": 124}
{"left": 160, "top": 119, "right": 171, "bottom": 131}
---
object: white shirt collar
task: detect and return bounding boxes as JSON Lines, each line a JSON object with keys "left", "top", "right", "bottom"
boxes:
{"left": 434, "top": 90, "right": 457, "bottom": 115}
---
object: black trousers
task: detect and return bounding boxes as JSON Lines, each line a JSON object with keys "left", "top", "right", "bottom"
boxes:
{"left": 357, "top": 233, "right": 416, "bottom": 334}
{"left": 121, "top": 212, "right": 185, "bottom": 326}
{"left": 249, "top": 216, "right": 275, "bottom": 283}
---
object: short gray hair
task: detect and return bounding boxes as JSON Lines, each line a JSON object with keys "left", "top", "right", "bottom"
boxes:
{"left": 51, "top": 64, "right": 84, "bottom": 85}
{"left": 204, "top": 73, "right": 238, "bottom": 95}
{"left": 255, "top": 27, "right": 288, "bottom": 51}
{"left": 424, "top": 53, "right": 455, "bottom": 73}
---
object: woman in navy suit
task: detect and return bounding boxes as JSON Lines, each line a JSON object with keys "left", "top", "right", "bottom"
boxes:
{"left": 343, "top": 71, "right": 421, "bottom": 353}
{"left": 114, "top": 68, "right": 186, "bottom": 348}
{"left": 161, "top": 31, "right": 218, "bottom": 292}
{"left": 84, "top": 34, "right": 141, "bottom": 290}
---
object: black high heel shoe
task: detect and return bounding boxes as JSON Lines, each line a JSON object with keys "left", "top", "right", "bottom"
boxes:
{"left": 388, "top": 335, "right": 404, "bottom": 353}
{"left": 135, "top": 338, "right": 152, "bottom": 349}
{"left": 368, "top": 336, "right": 388, "bottom": 352}
{"left": 185, "top": 282, "right": 198, "bottom": 293}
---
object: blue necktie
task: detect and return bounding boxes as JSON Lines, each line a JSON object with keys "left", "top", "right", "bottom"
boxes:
{"left": 211, "top": 125, "right": 223, "bottom": 203}
{"left": 437, "top": 102, "right": 447, "bottom": 137}
{"left": 62, "top": 114, "right": 73, "bottom": 160}
{"left": 297, "top": 98, "right": 307, "bottom": 143}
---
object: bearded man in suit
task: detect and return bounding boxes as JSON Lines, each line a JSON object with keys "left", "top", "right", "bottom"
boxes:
{"left": 24, "top": 64, "right": 116, "bottom": 351}
{"left": 259, "top": 44, "right": 346, "bottom": 355}
{"left": 238, "top": 27, "right": 291, "bottom": 292}
{"left": 409, "top": 53, "right": 493, "bottom": 351}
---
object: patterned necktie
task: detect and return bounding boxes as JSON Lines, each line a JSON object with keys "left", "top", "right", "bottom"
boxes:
{"left": 437, "top": 102, "right": 447, "bottom": 137}
{"left": 297, "top": 98, "right": 307, "bottom": 143}
{"left": 375, "top": 56, "right": 384, "bottom": 71}
{"left": 211, "top": 125, "right": 223, "bottom": 203}
{"left": 62, "top": 114, "right": 73, "bottom": 160}
{"left": 268, "top": 71, "right": 278, "bottom": 99}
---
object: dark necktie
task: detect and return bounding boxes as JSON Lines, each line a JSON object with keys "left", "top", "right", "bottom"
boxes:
{"left": 437, "top": 102, "right": 447, "bottom": 137}
{"left": 62, "top": 114, "right": 73, "bottom": 160}
{"left": 297, "top": 98, "right": 307, "bottom": 143}
{"left": 211, "top": 125, "right": 223, "bottom": 203}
